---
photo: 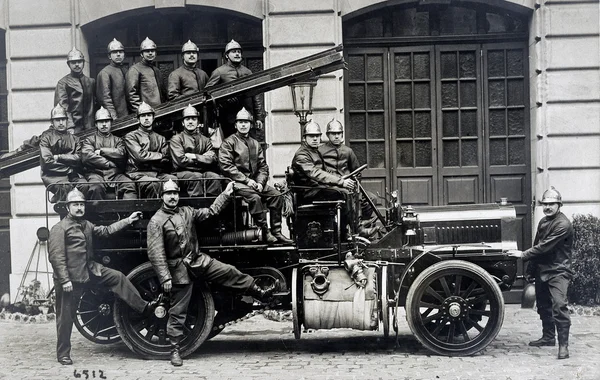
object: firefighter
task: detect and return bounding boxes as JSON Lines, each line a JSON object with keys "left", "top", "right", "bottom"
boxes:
{"left": 219, "top": 108, "right": 292, "bottom": 245}
{"left": 123, "top": 102, "right": 176, "bottom": 198}
{"left": 167, "top": 40, "right": 209, "bottom": 100}
{"left": 54, "top": 48, "right": 95, "bottom": 134}
{"left": 40, "top": 104, "right": 101, "bottom": 203}
{"left": 126, "top": 37, "right": 166, "bottom": 112}
{"left": 169, "top": 105, "right": 222, "bottom": 196}
{"left": 96, "top": 38, "right": 129, "bottom": 119}
{"left": 147, "top": 179, "right": 277, "bottom": 366}
{"left": 205, "top": 39, "right": 264, "bottom": 137}
{"left": 509, "top": 187, "right": 573, "bottom": 360}
{"left": 319, "top": 119, "right": 378, "bottom": 224}
{"left": 48, "top": 188, "right": 156, "bottom": 365}
{"left": 81, "top": 107, "right": 137, "bottom": 199}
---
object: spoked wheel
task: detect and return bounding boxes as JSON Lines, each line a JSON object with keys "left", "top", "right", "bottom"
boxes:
{"left": 74, "top": 289, "right": 120, "bottom": 344}
{"left": 379, "top": 265, "right": 390, "bottom": 338}
{"left": 405, "top": 260, "right": 504, "bottom": 356}
{"left": 114, "top": 262, "right": 215, "bottom": 359}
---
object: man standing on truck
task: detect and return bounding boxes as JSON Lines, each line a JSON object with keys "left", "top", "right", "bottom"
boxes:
{"left": 96, "top": 38, "right": 129, "bottom": 119}
{"left": 48, "top": 188, "right": 157, "bottom": 366}
{"left": 147, "top": 179, "right": 277, "bottom": 366}
{"left": 126, "top": 37, "right": 166, "bottom": 112}
{"left": 167, "top": 40, "right": 209, "bottom": 100}
{"left": 510, "top": 186, "right": 573, "bottom": 360}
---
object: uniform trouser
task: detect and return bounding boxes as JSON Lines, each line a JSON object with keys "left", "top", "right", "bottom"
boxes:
{"left": 127, "top": 172, "right": 177, "bottom": 199}
{"left": 167, "top": 259, "right": 254, "bottom": 338}
{"left": 301, "top": 187, "right": 357, "bottom": 230}
{"left": 235, "top": 184, "right": 283, "bottom": 220}
{"left": 84, "top": 173, "right": 137, "bottom": 200}
{"left": 54, "top": 267, "right": 148, "bottom": 359}
{"left": 360, "top": 190, "right": 378, "bottom": 220}
{"left": 535, "top": 273, "right": 571, "bottom": 329}
{"left": 42, "top": 173, "right": 101, "bottom": 202}
{"left": 175, "top": 171, "right": 222, "bottom": 197}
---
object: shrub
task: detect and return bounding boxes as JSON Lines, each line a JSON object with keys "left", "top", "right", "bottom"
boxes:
{"left": 568, "top": 214, "right": 600, "bottom": 305}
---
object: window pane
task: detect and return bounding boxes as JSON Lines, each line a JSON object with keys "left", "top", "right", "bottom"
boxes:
{"left": 394, "top": 53, "right": 411, "bottom": 80}
{"left": 488, "top": 50, "right": 505, "bottom": 77}
{"left": 508, "top": 109, "right": 525, "bottom": 135}
{"left": 507, "top": 49, "right": 524, "bottom": 77}
{"left": 368, "top": 142, "right": 386, "bottom": 168}
{"left": 460, "top": 81, "right": 477, "bottom": 107}
{"left": 440, "top": 7, "right": 477, "bottom": 35}
{"left": 395, "top": 83, "right": 412, "bottom": 109}
{"left": 368, "top": 113, "right": 385, "bottom": 139}
{"left": 488, "top": 80, "right": 505, "bottom": 107}
{"left": 414, "top": 83, "right": 431, "bottom": 109}
{"left": 397, "top": 142, "right": 413, "bottom": 167}
{"left": 490, "top": 139, "right": 506, "bottom": 165}
{"left": 459, "top": 51, "right": 476, "bottom": 78}
{"left": 441, "top": 82, "right": 458, "bottom": 108}
{"left": 352, "top": 143, "right": 367, "bottom": 165}
{"left": 348, "top": 55, "right": 365, "bottom": 81}
{"left": 367, "top": 55, "right": 383, "bottom": 80}
{"left": 440, "top": 52, "right": 457, "bottom": 79}
{"left": 349, "top": 113, "right": 366, "bottom": 139}
{"left": 349, "top": 84, "right": 365, "bottom": 110}
{"left": 442, "top": 111, "right": 458, "bottom": 137}
{"left": 461, "top": 110, "right": 477, "bottom": 137}
{"left": 489, "top": 109, "right": 506, "bottom": 136}
{"left": 396, "top": 112, "right": 413, "bottom": 138}
{"left": 367, "top": 84, "right": 384, "bottom": 109}
{"left": 461, "top": 140, "right": 478, "bottom": 166}
{"left": 413, "top": 53, "right": 430, "bottom": 79}
{"left": 507, "top": 79, "right": 524, "bottom": 106}
{"left": 443, "top": 141, "right": 459, "bottom": 167}
{"left": 414, "top": 112, "right": 431, "bottom": 138}
{"left": 509, "top": 139, "right": 525, "bottom": 165}
{"left": 415, "top": 141, "right": 432, "bottom": 167}
{"left": 392, "top": 8, "right": 429, "bottom": 36}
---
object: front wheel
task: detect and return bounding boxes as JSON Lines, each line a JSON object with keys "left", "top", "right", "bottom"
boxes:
{"left": 405, "top": 260, "right": 504, "bottom": 356}
{"left": 113, "top": 262, "right": 215, "bottom": 359}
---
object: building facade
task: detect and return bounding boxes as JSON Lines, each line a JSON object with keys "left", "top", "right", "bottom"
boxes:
{"left": 0, "top": 0, "right": 599, "bottom": 299}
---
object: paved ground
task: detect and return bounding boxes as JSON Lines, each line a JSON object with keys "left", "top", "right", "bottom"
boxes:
{"left": 1, "top": 304, "right": 599, "bottom": 380}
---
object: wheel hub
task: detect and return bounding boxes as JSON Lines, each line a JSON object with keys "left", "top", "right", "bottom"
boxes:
{"left": 98, "top": 303, "right": 111, "bottom": 316}
{"left": 442, "top": 296, "right": 468, "bottom": 320}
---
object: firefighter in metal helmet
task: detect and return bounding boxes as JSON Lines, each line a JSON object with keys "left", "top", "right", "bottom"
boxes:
{"left": 169, "top": 104, "right": 222, "bottom": 196}
{"left": 319, "top": 119, "right": 379, "bottom": 230}
{"left": 206, "top": 40, "right": 264, "bottom": 137}
{"left": 48, "top": 188, "right": 154, "bottom": 365}
{"left": 123, "top": 101, "right": 176, "bottom": 198}
{"left": 219, "top": 108, "right": 292, "bottom": 244}
{"left": 96, "top": 38, "right": 129, "bottom": 119}
{"left": 147, "top": 178, "right": 278, "bottom": 366}
{"left": 126, "top": 37, "right": 166, "bottom": 112}
{"left": 167, "top": 40, "right": 209, "bottom": 100}
{"left": 508, "top": 186, "right": 573, "bottom": 359}
{"left": 80, "top": 107, "right": 137, "bottom": 199}
{"left": 54, "top": 48, "right": 96, "bottom": 133}
{"left": 40, "top": 104, "right": 100, "bottom": 203}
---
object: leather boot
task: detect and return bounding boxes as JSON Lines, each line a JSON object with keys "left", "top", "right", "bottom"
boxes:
{"left": 253, "top": 213, "right": 277, "bottom": 244}
{"left": 270, "top": 209, "right": 293, "bottom": 245}
{"left": 557, "top": 326, "right": 570, "bottom": 359}
{"left": 246, "top": 280, "right": 279, "bottom": 302}
{"left": 529, "top": 319, "right": 556, "bottom": 346}
{"left": 169, "top": 336, "right": 183, "bottom": 366}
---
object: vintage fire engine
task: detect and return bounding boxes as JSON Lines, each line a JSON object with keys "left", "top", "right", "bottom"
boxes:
{"left": 0, "top": 46, "right": 520, "bottom": 358}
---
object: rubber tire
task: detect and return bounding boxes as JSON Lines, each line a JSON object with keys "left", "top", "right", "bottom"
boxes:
{"left": 405, "top": 260, "right": 504, "bottom": 356}
{"left": 113, "top": 262, "right": 215, "bottom": 359}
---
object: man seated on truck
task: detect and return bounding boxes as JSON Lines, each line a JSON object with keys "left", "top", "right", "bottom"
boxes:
{"left": 40, "top": 104, "right": 101, "bottom": 203}
{"left": 48, "top": 188, "right": 157, "bottom": 366}
{"left": 147, "top": 179, "right": 278, "bottom": 366}
{"left": 219, "top": 108, "right": 292, "bottom": 245}
{"left": 291, "top": 120, "right": 376, "bottom": 238}
{"left": 169, "top": 105, "right": 221, "bottom": 197}
{"left": 319, "top": 119, "right": 378, "bottom": 225}
{"left": 124, "top": 101, "right": 176, "bottom": 198}
{"left": 81, "top": 107, "right": 137, "bottom": 199}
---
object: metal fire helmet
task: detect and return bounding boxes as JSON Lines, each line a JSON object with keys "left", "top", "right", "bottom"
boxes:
{"left": 136, "top": 101, "right": 155, "bottom": 117}
{"left": 541, "top": 186, "right": 562, "bottom": 205}
{"left": 224, "top": 39, "right": 242, "bottom": 54}
{"left": 50, "top": 104, "right": 68, "bottom": 120}
{"left": 66, "top": 188, "right": 86, "bottom": 203}
{"left": 326, "top": 119, "right": 344, "bottom": 134}
{"left": 162, "top": 179, "right": 180, "bottom": 194}
{"left": 95, "top": 107, "right": 113, "bottom": 121}
{"left": 182, "top": 104, "right": 199, "bottom": 118}
{"left": 67, "top": 48, "right": 85, "bottom": 62}
{"left": 139, "top": 37, "right": 157, "bottom": 52}
{"left": 181, "top": 40, "right": 199, "bottom": 53}
{"left": 235, "top": 107, "right": 253, "bottom": 122}
{"left": 107, "top": 38, "right": 125, "bottom": 53}
{"left": 304, "top": 120, "right": 322, "bottom": 135}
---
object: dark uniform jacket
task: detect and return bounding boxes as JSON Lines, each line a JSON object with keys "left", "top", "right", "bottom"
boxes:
{"left": 96, "top": 62, "right": 129, "bottom": 119}
{"left": 319, "top": 142, "right": 360, "bottom": 177}
{"left": 123, "top": 127, "right": 169, "bottom": 174}
{"left": 292, "top": 142, "right": 344, "bottom": 188}
{"left": 48, "top": 215, "right": 130, "bottom": 284}
{"left": 81, "top": 131, "right": 127, "bottom": 177}
{"left": 125, "top": 60, "right": 166, "bottom": 112}
{"left": 147, "top": 192, "right": 231, "bottom": 285}
{"left": 523, "top": 212, "right": 574, "bottom": 281}
{"left": 167, "top": 65, "right": 209, "bottom": 100}
{"left": 219, "top": 132, "right": 268, "bottom": 187}
{"left": 39, "top": 128, "right": 82, "bottom": 178}
{"left": 54, "top": 72, "right": 95, "bottom": 132}
{"left": 170, "top": 130, "right": 216, "bottom": 172}
{"left": 206, "top": 61, "right": 263, "bottom": 123}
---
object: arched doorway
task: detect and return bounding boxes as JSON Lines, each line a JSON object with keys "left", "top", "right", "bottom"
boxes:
{"left": 343, "top": 2, "right": 532, "bottom": 249}
{"left": 82, "top": 7, "right": 264, "bottom": 96}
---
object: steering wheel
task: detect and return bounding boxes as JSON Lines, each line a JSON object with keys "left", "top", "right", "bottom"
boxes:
{"left": 342, "top": 164, "right": 368, "bottom": 179}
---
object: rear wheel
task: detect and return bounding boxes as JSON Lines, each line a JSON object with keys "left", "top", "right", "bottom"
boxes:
{"left": 114, "top": 262, "right": 215, "bottom": 359}
{"left": 405, "top": 260, "right": 504, "bottom": 356}
{"left": 74, "top": 289, "right": 120, "bottom": 344}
